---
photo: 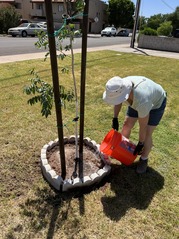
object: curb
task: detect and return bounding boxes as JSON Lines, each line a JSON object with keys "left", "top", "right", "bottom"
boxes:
{"left": 1, "top": 42, "right": 179, "bottom": 64}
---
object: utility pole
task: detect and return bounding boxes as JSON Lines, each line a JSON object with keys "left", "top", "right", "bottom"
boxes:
{"left": 130, "top": 0, "right": 141, "bottom": 48}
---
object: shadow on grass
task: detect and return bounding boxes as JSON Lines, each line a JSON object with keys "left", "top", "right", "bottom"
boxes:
{"left": 19, "top": 178, "right": 106, "bottom": 239}
{"left": 101, "top": 162, "right": 164, "bottom": 221}
{"left": 18, "top": 162, "right": 164, "bottom": 238}
{"left": 134, "top": 47, "right": 149, "bottom": 56}
{"left": 0, "top": 51, "right": 131, "bottom": 84}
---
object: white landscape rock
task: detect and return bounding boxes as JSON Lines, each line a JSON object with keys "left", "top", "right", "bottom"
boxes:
{"left": 40, "top": 137, "right": 111, "bottom": 192}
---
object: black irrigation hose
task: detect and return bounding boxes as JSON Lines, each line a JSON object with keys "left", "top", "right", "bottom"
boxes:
{"left": 71, "top": 157, "right": 79, "bottom": 180}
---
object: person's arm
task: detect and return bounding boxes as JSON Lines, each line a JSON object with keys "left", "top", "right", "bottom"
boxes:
{"left": 112, "top": 104, "right": 122, "bottom": 131}
{"left": 114, "top": 104, "right": 122, "bottom": 117}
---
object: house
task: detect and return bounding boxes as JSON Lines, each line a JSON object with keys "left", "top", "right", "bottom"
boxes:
{"left": 0, "top": 0, "right": 108, "bottom": 33}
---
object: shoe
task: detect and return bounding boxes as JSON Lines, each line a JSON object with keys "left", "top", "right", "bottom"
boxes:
{"left": 136, "top": 158, "right": 148, "bottom": 174}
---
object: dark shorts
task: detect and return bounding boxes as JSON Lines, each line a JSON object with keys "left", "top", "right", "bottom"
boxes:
{"left": 126, "top": 97, "right": 167, "bottom": 126}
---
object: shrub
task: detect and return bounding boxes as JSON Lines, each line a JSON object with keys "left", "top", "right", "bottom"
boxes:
{"left": 140, "top": 27, "right": 158, "bottom": 36}
{"left": 0, "top": 3, "right": 21, "bottom": 34}
{"left": 157, "top": 21, "right": 173, "bottom": 36}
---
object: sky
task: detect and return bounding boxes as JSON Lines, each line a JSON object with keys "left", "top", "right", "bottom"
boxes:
{"left": 102, "top": 0, "right": 179, "bottom": 18}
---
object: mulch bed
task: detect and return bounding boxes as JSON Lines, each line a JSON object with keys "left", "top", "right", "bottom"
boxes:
{"left": 46, "top": 143, "right": 105, "bottom": 179}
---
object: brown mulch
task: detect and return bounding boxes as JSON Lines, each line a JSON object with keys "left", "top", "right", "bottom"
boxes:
{"left": 46, "top": 143, "right": 105, "bottom": 179}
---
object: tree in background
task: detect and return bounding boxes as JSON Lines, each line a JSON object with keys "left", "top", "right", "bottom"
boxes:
{"left": 157, "top": 21, "right": 173, "bottom": 36}
{"left": 139, "top": 6, "right": 179, "bottom": 34}
{"left": 168, "top": 6, "right": 179, "bottom": 32}
{"left": 146, "top": 13, "right": 168, "bottom": 30}
{"left": 107, "top": 0, "right": 135, "bottom": 28}
{"left": 0, "top": 3, "right": 21, "bottom": 34}
{"left": 138, "top": 16, "right": 147, "bottom": 30}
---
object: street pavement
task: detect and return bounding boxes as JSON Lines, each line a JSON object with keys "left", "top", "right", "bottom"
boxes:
{"left": 0, "top": 41, "right": 179, "bottom": 64}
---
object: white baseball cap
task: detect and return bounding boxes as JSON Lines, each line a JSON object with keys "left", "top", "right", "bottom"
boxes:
{"left": 103, "top": 76, "right": 132, "bottom": 105}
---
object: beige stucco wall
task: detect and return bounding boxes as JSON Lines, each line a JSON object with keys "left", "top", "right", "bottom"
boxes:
{"left": 138, "top": 35, "right": 179, "bottom": 53}
{"left": 15, "top": 0, "right": 32, "bottom": 19}
{"left": 6, "top": 0, "right": 107, "bottom": 33}
{"left": 88, "top": 0, "right": 107, "bottom": 33}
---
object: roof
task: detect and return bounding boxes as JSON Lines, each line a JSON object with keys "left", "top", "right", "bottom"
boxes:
{"left": 0, "top": 0, "right": 15, "bottom": 2}
{"left": 30, "top": 0, "right": 73, "bottom": 2}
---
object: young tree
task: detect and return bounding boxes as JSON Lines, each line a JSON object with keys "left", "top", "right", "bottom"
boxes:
{"left": 0, "top": 3, "right": 21, "bottom": 34}
{"left": 24, "top": 0, "right": 87, "bottom": 179}
{"left": 107, "top": 0, "right": 135, "bottom": 28}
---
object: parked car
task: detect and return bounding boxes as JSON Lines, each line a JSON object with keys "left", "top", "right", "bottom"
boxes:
{"left": 38, "top": 22, "right": 47, "bottom": 28}
{"left": 19, "top": 19, "right": 29, "bottom": 24}
{"left": 8, "top": 23, "right": 47, "bottom": 37}
{"left": 173, "top": 29, "right": 179, "bottom": 38}
{"left": 117, "top": 29, "right": 129, "bottom": 37}
{"left": 101, "top": 27, "right": 117, "bottom": 37}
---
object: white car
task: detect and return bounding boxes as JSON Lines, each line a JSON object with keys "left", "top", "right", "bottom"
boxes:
{"left": 101, "top": 27, "right": 117, "bottom": 37}
{"left": 8, "top": 23, "right": 47, "bottom": 37}
{"left": 38, "top": 22, "right": 47, "bottom": 28}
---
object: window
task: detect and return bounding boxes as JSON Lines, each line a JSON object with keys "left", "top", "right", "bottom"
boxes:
{"left": 36, "top": 4, "right": 43, "bottom": 10}
{"left": 58, "top": 5, "right": 63, "bottom": 12}
{"left": 15, "top": 3, "right": 21, "bottom": 9}
{"left": 30, "top": 24, "right": 36, "bottom": 28}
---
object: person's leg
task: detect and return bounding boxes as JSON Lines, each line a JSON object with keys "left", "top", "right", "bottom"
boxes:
{"left": 121, "top": 116, "right": 137, "bottom": 138}
{"left": 141, "top": 125, "right": 156, "bottom": 158}
{"left": 136, "top": 97, "right": 167, "bottom": 173}
{"left": 136, "top": 125, "right": 156, "bottom": 173}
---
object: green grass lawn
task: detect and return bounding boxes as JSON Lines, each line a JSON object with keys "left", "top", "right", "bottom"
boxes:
{"left": 0, "top": 50, "right": 178, "bottom": 239}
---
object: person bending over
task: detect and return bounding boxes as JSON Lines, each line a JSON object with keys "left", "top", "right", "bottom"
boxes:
{"left": 103, "top": 76, "right": 167, "bottom": 173}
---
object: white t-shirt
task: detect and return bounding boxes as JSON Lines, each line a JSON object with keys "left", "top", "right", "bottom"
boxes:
{"left": 123, "top": 76, "right": 166, "bottom": 118}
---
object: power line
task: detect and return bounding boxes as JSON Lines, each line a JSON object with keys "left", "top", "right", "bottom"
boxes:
{"left": 161, "top": 0, "right": 175, "bottom": 11}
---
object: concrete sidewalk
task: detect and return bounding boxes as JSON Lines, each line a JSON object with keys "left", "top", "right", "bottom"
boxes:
{"left": 0, "top": 43, "right": 179, "bottom": 64}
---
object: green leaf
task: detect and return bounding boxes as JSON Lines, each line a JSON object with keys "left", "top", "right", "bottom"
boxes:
{"left": 58, "top": 53, "right": 66, "bottom": 61}
{"left": 61, "top": 67, "right": 69, "bottom": 74}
